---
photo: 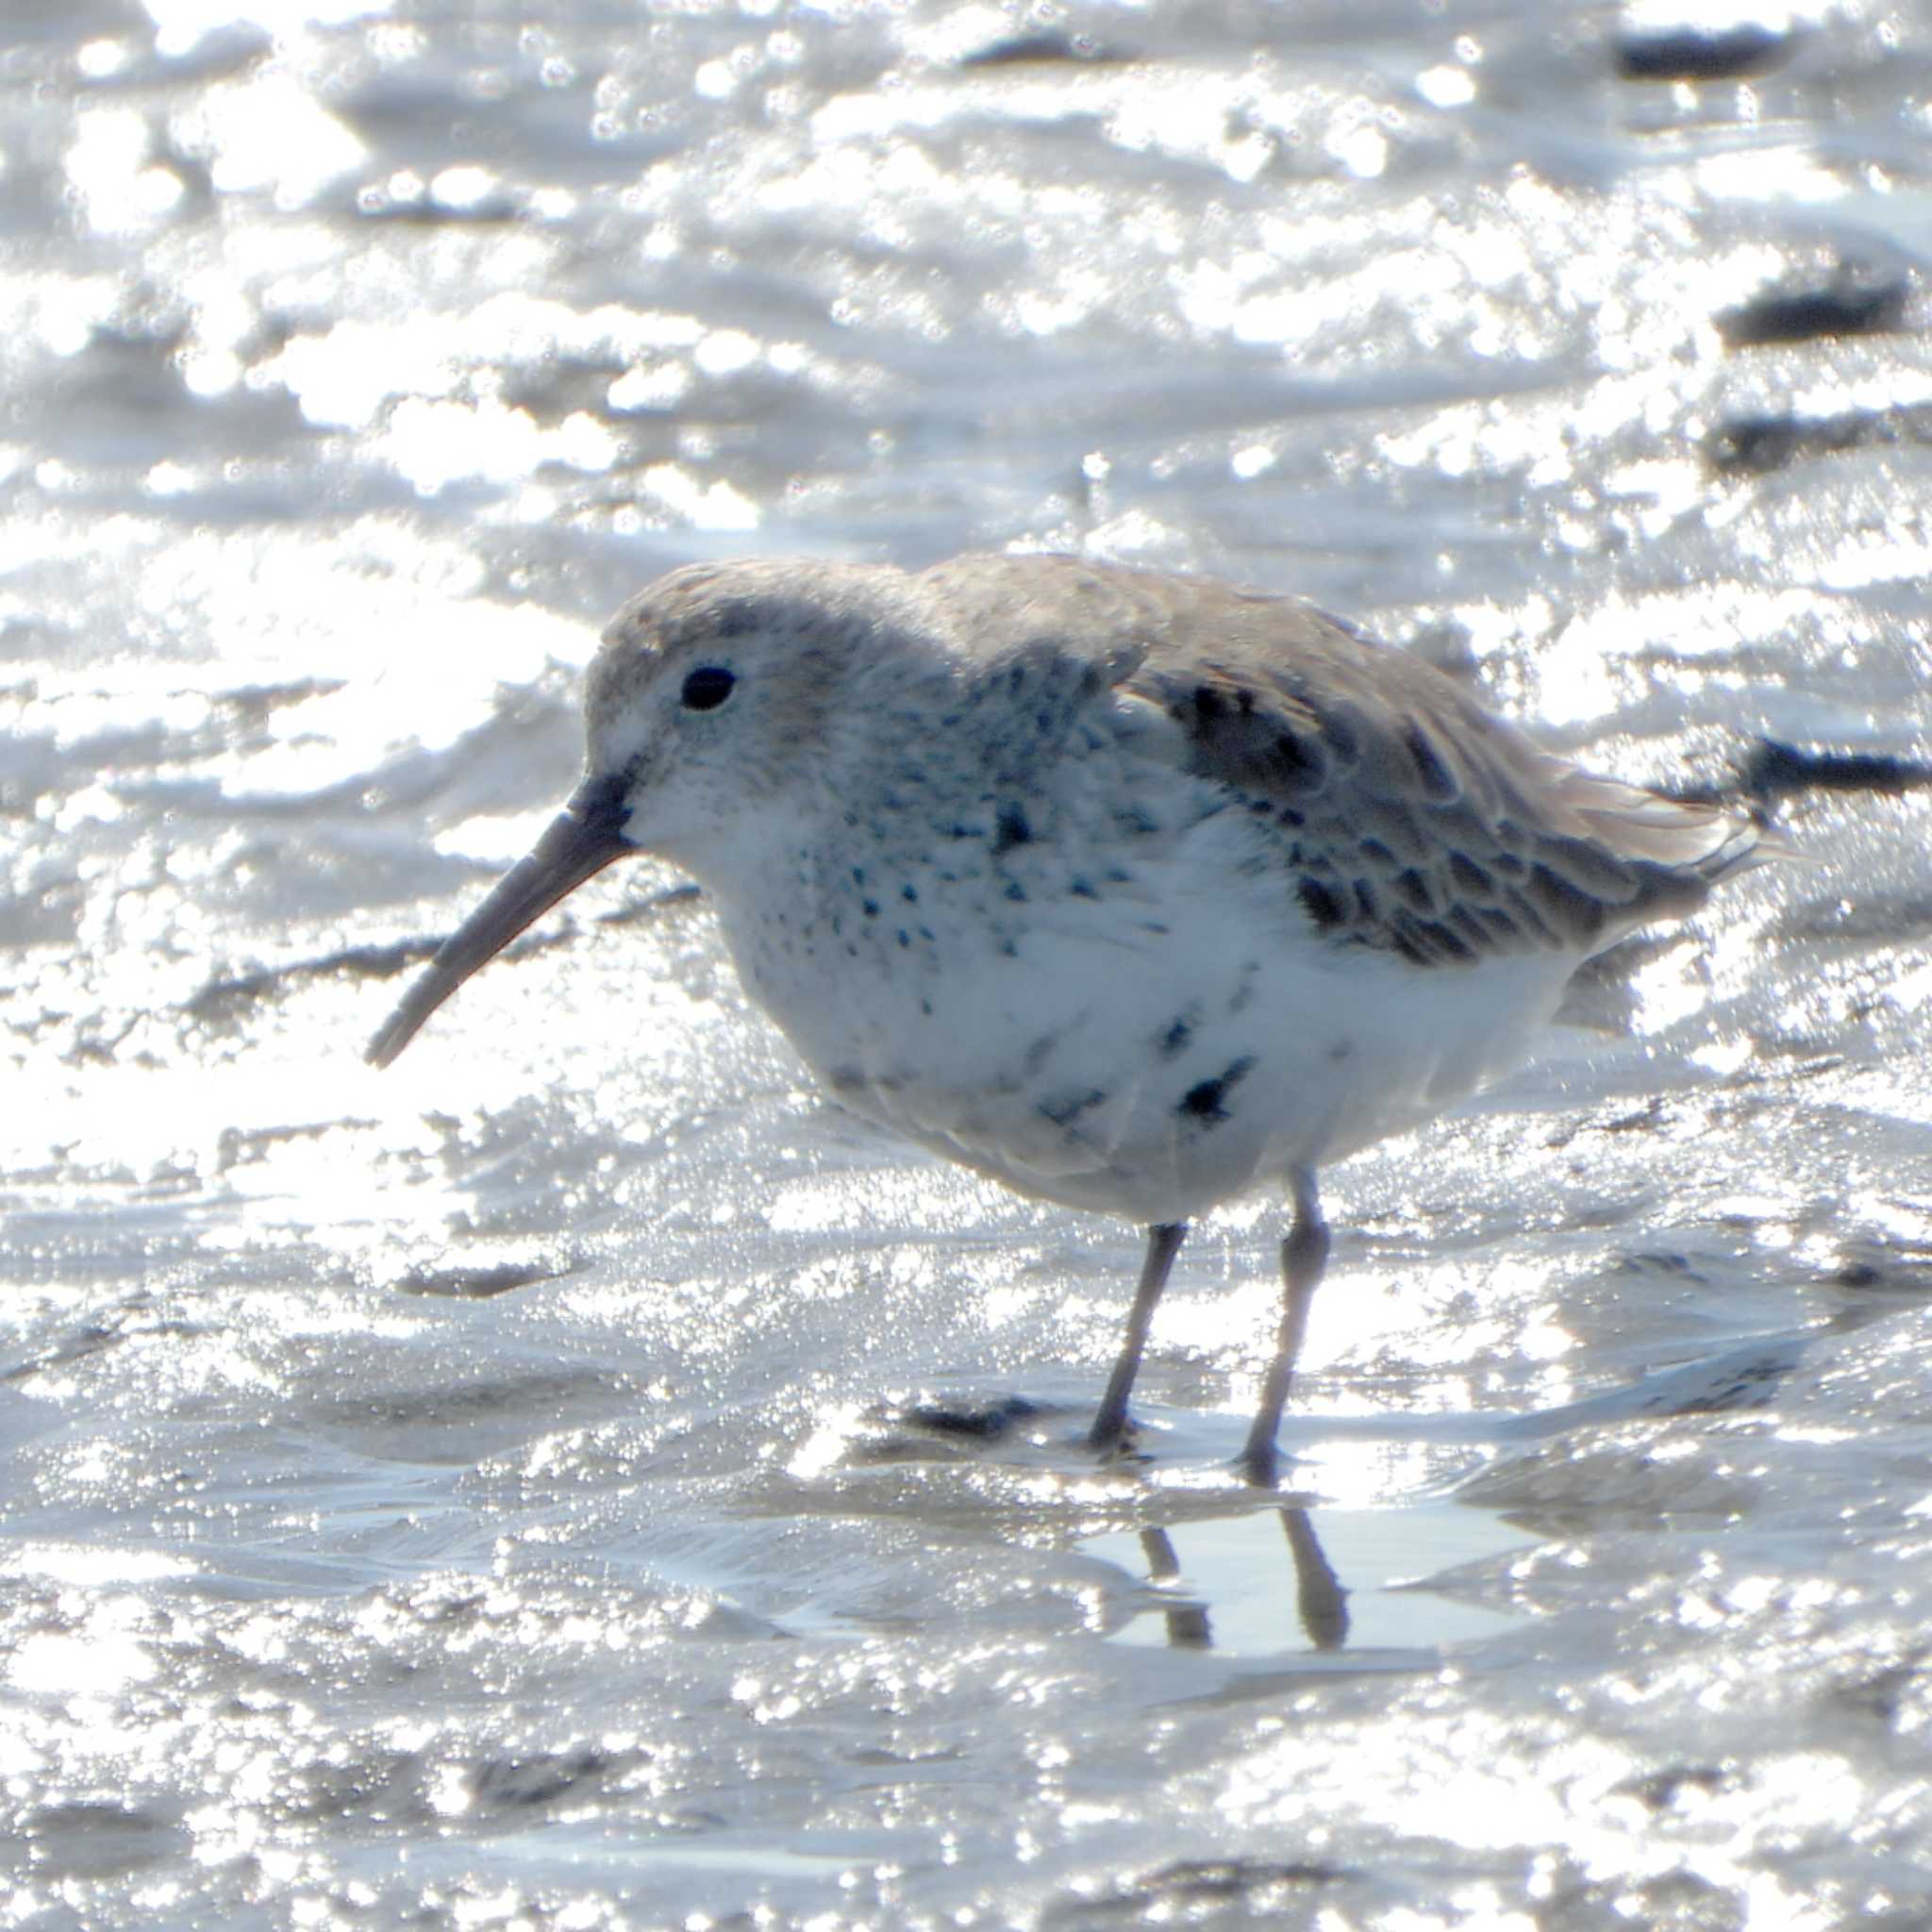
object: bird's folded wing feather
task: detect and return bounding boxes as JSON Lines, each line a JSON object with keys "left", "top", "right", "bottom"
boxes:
{"left": 1101, "top": 586, "right": 1756, "bottom": 966}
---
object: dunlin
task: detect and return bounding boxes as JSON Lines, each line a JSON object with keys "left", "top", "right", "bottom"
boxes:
{"left": 369, "top": 554, "right": 1767, "bottom": 1482}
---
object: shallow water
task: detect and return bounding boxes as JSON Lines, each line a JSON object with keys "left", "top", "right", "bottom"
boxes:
{"left": 6, "top": 0, "right": 1932, "bottom": 1925}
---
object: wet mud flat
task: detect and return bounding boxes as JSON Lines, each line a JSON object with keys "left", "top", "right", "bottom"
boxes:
{"left": 6, "top": 0, "right": 1932, "bottom": 1925}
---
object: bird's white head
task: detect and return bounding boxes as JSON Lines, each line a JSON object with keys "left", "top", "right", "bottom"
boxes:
{"left": 582, "top": 558, "right": 891, "bottom": 868}
{"left": 366, "top": 558, "right": 898, "bottom": 1068}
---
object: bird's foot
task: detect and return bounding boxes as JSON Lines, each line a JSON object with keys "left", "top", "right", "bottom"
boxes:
{"left": 1235, "top": 1437, "right": 1282, "bottom": 1488}
{"left": 1087, "top": 1410, "right": 1144, "bottom": 1461}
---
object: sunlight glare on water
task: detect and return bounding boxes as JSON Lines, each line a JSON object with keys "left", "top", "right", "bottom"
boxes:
{"left": 5, "top": 0, "right": 1932, "bottom": 1924}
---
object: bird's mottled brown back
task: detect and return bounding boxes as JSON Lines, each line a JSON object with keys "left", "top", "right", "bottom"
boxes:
{"left": 912, "top": 554, "right": 1761, "bottom": 968}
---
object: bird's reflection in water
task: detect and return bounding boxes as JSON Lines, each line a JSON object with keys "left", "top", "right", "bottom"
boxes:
{"left": 1138, "top": 1507, "right": 1350, "bottom": 1652}
{"left": 1280, "top": 1507, "right": 1350, "bottom": 1650}
{"left": 1137, "top": 1524, "right": 1212, "bottom": 1647}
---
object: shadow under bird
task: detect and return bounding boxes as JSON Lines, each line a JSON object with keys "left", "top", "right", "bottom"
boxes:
{"left": 368, "top": 553, "right": 1769, "bottom": 1483}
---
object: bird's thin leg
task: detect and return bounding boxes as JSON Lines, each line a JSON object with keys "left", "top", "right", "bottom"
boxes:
{"left": 1088, "top": 1222, "right": 1188, "bottom": 1454}
{"left": 1239, "top": 1169, "right": 1328, "bottom": 1486}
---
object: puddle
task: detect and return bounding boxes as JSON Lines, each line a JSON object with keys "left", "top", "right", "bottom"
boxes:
{"left": 482, "top": 1831, "right": 874, "bottom": 1879}
{"left": 1084, "top": 1502, "right": 1537, "bottom": 1657}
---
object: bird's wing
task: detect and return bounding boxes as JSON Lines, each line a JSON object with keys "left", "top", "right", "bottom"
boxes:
{"left": 1122, "top": 596, "right": 1760, "bottom": 963}
{"left": 919, "top": 556, "right": 1757, "bottom": 967}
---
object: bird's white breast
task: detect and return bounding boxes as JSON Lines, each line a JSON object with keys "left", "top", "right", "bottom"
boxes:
{"left": 703, "top": 754, "right": 1576, "bottom": 1224}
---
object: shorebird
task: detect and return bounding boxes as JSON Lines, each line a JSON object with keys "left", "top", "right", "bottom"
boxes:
{"left": 368, "top": 554, "right": 1767, "bottom": 1483}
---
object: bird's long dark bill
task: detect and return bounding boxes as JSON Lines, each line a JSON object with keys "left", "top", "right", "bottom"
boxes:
{"left": 366, "top": 786, "right": 631, "bottom": 1069}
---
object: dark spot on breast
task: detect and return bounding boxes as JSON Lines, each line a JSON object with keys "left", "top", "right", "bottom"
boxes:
{"left": 1405, "top": 723, "right": 1459, "bottom": 801}
{"left": 897, "top": 930, "right": 910, "bottom": 948}
{"left": 1330, "top": 1040, "right": 1354, "bottom": 1062}
{"left": 1298, "top": 877, "right": 1346, "bottom": 931}
{"left": 1041, "top": 1087, "right": 1108, "bottom": 1128}
{"left": 1069, "top": 876, "right": 1098, "bottom": 899}
{"left": 1024, "top": 1033, "right": 1059, "bottom": 1074}
{"left": 947, "top": 824, "right": 984, "bottom": 841}
{"left": 1006, "top": 880, "right": 1028, "bottom": 903}
{"left": 1359, "top": 836, "right": 1396, "bottom": 867}
{"left": 902, "top": 883, "right": 919, "bottom": 903}
{"left": 1178, "top": 1056, "right": 1257, "bottom": 1125}
{"left": 828, "top": 1065, "right": 865, "bottom": 1093}
{"left": 1447, "top": 851, "right": 1493, "bottom": 896}
{"left": 992, "top": 804, "right": 1032, "bottom": 856}
{"left": 1278, "top": 807, "right": 1305, "bottom": 828}
{"left": 1354, "top": 879, "right": 1378, "bottom": 921}
{"left": 862, "top": 898, "right": 880, "bottom": 918}
{"left": 1159, "top": 1013, "right": 1194, "bottom": 1059}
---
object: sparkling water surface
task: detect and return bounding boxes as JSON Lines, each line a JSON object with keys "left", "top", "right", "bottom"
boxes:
{"left": 5, "top": 0, "right": 1932, "bottom": 1925}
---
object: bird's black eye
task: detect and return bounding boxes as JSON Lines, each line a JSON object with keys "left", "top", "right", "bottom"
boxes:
{"left": 679, "top": 665, "right": 736, "bottom": 712}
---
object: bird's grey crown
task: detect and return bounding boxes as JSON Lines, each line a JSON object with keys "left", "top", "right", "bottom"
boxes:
{"left": 589, "top": 557, "right": 910, "bottom": 718}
